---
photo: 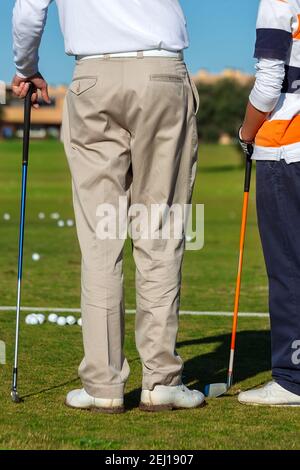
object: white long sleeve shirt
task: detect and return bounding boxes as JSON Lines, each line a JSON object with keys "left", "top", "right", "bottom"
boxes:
{"left": 13, "top": 0, "right": 189, "bottom": 78}
{"left": 250, "top": 58, "right": 286, "bottom": 114}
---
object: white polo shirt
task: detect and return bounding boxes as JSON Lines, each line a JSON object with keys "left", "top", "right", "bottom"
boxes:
{"left": 13, "top": 0, "right": 189, "bottom": 78}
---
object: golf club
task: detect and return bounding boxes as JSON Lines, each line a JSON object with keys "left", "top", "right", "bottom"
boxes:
{"left": 11, "top": 83, "right": 34, "bottom": 403}
{"left": 204, "top": 145, "right": 253, "bottom": 398}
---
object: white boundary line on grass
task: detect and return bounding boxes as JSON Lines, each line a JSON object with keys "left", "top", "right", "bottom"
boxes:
{"left": 0, "top": 306, "right": 270, "bottom": 318}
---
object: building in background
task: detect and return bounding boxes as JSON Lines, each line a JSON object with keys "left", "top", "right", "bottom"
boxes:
{"left": 193, "top": 69, "right": 254, "bottom": 87}
{"left": 0, "top": 85, "right": 67, "bottom": 139}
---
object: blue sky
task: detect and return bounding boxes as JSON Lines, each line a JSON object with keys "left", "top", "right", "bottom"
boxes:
{"left": 0, "top": 0, "right": 260, "bottom": 85}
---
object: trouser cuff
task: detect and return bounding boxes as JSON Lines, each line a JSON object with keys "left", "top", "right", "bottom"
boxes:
{"left": 275, "top": 378, "right": 300, "bottom": 397}
{"left": 82, "top": 382, "right": 125, "bottom": 399}
{"left": 142, "top": 373, "right": 182, "bottom": 391}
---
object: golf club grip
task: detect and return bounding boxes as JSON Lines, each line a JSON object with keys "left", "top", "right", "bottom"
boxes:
{"left": 22, "top": 84, "right": 34, "bottom": 165}
{"left": 244, "top": 152, "right": 253, "bottom": 193}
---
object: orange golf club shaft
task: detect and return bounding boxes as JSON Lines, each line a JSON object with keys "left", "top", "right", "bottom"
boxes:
{"left": 227, "top": 152, "right": 252, "bottom": 388}
{"left": 231, "top": 191, "right": 249, "bottom": 351}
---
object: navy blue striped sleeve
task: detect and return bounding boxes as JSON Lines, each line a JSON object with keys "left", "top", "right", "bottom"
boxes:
{"left": 254, "top": 28, "right": 292, "bottom": 61}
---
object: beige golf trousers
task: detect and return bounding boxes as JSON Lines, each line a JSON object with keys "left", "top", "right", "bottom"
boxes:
{"left": 63, "top": 56, "right": 199, "bottom": 398}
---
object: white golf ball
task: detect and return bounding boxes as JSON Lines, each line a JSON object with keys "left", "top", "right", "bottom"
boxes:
{"left": 38, "top": 212, "right": 45, "bottom": 220}
{"left": 3, "top": 213, "right": 11, "bottom": 221}
{"left": 57, "top": 316, "right": 67, "bottom": 326}
{"left": 66, "top": 219, "right": 74, "bottom": 227}
{"left": 25, "top": 314, "right": 34, "bottom": 325}
{"left": 50, "top": 212, "right": 60, "bottom": 220}
{"left": 27, "top": 315, "right": 39, "bottom": 325}
{"left": 36, "top": 313, "right": 45, "bottom": 324}
{"left": 32, "top": 253, "right": 41, "bottom": 262}
{"left": 57, "top": 220, "right": 65, "bottom": 228}
{"left": 66, "top": 315, "right": 76, "bottom": 325}
{"left": 77, "top": 318, "right": 82, "bottom": 327}
{"left": 48, "top": 313, "right": 58, "bottom": 323}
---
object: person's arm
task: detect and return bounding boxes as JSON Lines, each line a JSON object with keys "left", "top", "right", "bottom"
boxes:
{"left": 241, "top": 59, "right": 286, "bottom": 142}
{"left": 240, "top": 104, "right": 269, "bottom": 144}
{"left": 12, "top": 0, "right": 53, "bottom": 107}
{"left": 240, "top": 0, "right": 293, "bottom": 144}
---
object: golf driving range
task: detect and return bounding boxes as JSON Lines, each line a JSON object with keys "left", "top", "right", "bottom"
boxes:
{"left": 1, "top": 140, "right": 299, "bottom": 450}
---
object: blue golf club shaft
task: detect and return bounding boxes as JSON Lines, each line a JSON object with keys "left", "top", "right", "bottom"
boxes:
{"left": 12, "top": 84, "right": 34, "bottom": 401}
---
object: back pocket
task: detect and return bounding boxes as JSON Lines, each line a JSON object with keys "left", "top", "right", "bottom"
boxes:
{"left": 150, "top": 74, "right": 183, "bottom": 83}
{"left": 187, "top": 73, "right": 200, "bottom": 114}
{"left": 69, "top": 77, "right": 97, "bottom": 96}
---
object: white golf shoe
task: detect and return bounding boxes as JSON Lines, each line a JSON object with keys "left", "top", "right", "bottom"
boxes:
{"left": 238, "top": 381, "right": 300, "bottom": 407}
{"left": 65, "top": 388, "right": 124, "bottom": 413}
{"left": 140, "top": 384, "right": 205, "bottom": 412}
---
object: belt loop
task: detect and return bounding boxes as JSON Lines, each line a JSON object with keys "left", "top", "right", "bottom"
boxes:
{"left": 137, "top": 51, "right": 144, "bottom": 59}
{"left": 103, "top": 54, "right": 110, "bottom": 60}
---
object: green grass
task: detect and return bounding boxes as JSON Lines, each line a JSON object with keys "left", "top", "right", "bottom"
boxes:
{"left": 0, "top": 140, "right": 299, "bottom": 450}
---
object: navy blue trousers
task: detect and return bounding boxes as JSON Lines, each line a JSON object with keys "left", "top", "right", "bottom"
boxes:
{"left": 256, "top": 160, "right": 300, "bottom": 395}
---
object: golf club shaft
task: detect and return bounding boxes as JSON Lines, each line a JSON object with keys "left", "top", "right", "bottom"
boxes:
{"left": 227, "top": 153, "right": 252, "bottom": 387}
{"left": 12, "top": 85, "right": 34, "bottom": 397}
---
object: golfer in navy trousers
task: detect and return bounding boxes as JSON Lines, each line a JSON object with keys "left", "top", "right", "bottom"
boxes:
{"left": 238, "top": 0, "right": 300, "bottom": 406}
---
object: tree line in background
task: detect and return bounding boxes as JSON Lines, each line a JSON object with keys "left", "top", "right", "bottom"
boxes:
{"left": 195, "top": 78, "right": 253, "bottom": 143}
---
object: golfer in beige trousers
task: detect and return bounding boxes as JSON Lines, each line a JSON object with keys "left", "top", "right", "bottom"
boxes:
{"left": 12, "top": 0, "right": 205, "bottom": 412}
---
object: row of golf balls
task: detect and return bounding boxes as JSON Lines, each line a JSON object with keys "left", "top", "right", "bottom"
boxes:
{"left": 2, "top": 212, "right": 74, "bottom": 227}
{"left": 25, "top": 313, "right": 82, "bottom": 327}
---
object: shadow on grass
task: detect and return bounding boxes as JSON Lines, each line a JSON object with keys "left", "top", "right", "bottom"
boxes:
{"left": 178, "top": 330, "right": 271, "bottom": 392}
{"left": 21, "top": 377, "right": 80, "bottom": 400}
{"left": 19, "top": 331, "right": 270, "bottom": 408}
